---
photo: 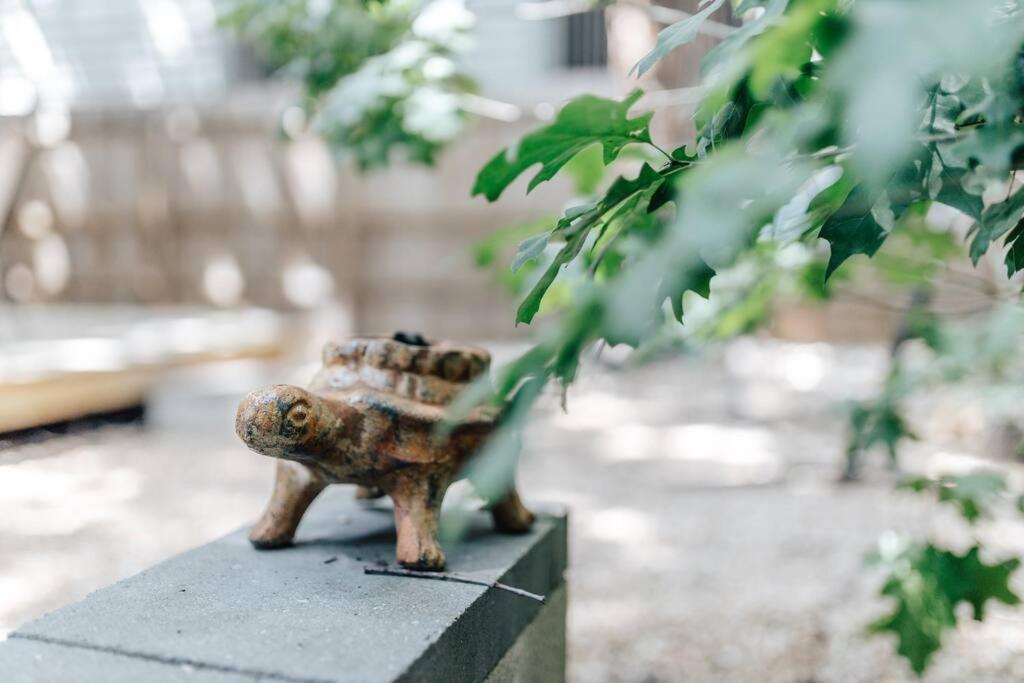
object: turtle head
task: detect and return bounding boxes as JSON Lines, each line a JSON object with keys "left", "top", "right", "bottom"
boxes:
{"left": 236, "top": 385, "right": 327, "bottom": 461}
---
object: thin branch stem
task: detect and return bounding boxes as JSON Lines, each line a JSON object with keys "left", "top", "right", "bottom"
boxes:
{"left": 364, "top": 565, "right": 547, "bottom": 603}
{"left": 649, "top": 141, "right": 674, "bottom": 161}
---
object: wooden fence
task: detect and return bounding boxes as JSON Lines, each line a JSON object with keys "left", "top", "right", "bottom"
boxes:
{"left": 0, "top": 93, "right": 576, "bottom": 340}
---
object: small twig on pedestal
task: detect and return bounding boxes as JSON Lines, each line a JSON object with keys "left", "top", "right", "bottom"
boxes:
{"left": 363, "top": 566, "right": 546, "bottom": 603}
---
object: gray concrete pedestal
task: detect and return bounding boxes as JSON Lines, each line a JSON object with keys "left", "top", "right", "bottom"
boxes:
{"left": 0, "top": 489, "right": 568, "bottom": 682}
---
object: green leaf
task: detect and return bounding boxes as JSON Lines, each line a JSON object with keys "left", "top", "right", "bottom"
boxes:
{"left": 563, "top": 143, "right": 606, "bottom": 195}
{"left": 515, "top": 163, "right": 671, "bottom": 326}
{"left": 950, "top": 127, "right": 1024, "bottom": 177}
{"left": 579, "top": 163, "right": 667, "bottom": 223}
{"left": 968, "top": 189, "right": 1024, "bottom": 264}
{"left": 901, "top": 472, "right": 1007, "bottom": 524}
{"left": 550, "top": 298, "right": 603, "bottom": 386}
{"left": 817, "top": 157, "right": 922, "bottom": 263}
{"left": 493, "top": 344, "right": 556, "bottom": 399}
{"left": 516, "top": 229, "right": 590, "bottom": 325}
{"left": 938, "top": 473, "right": 1007, "bottom": 524}
{"left": 632, "top": 0, "right": 726, "bottom": 78}
{"left": 457, "top": 374, "right": 547, "bottom": 510}
{"left": 871, "top": 542, "right": 1021, "bottom": 675}
{"left": 472, "top": 90, "right": 653, "bottom": 201}
{"left": 747, "top": 0, "right": 823, "bottom": 98}
{"left": 898, "top": 476, "right": 932, "bottom": 494}
{"left": 700, "top": 0, "right": 787, "bottom": 80}
{"left": 848, "top": 398, "right": 914, "bottom": 463}
{"left": 472, "top": 217, "right": 552, "bottom": 268}
{"left": 1005, "top": 220, "right": 1024, "bottom": 276}
{"left": 934, "top": 165, "right": 983, "bottom": 220}
{"left": 694, "top": 81, "right": 758, "bottom": 152}
{"left": 807, "top": 168, "right": 856, "bottom": 217}
{"left": 648, "top": 179, "right": 677, "bottom": 213}
{"left": 659, "top": 259, "right": 716, "bottom": 323}
{"left": 511, "top": 233, "right": 549, "bottom": 272}
{"left": 927, "top": 546, "right": 1021, "bottom": 621}
{"left": 870, "top": 569, "right": 955, "bottom": 675}
{"left": 819, "top": 183, "right": 888, "bottom": 278}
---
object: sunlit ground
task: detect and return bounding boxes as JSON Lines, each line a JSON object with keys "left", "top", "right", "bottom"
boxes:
{"left": 3, "top": 338, "right": 1024, "bottom": 682}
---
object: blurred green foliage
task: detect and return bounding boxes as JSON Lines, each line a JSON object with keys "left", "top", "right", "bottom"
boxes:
{"left": 868, "top": 469, "right": 1024, "bottom": 672}
{"left": 223, "top": 0, "right": 1024, "bottom": 674}
{"left": 899, "top": 472, "right": 1008, "bottom": 524}
{"left": 846, "top": 303, "right": 1024, "bottom": 476}
{"left": 868, "top": 535, "right": 1020, "bottom": 674}
{"left": 221, "top": 0, "right": 475, "bottom": 168}
{"left": 470, "top": 0, "right": 1024, "bottom": 674}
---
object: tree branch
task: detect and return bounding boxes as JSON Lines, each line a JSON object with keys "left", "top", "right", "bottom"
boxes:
{"left": 364, "top": 565, "right": 547, "bottom": 602}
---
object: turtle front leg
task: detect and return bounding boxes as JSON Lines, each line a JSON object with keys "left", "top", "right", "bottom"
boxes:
{"left": 385, "top": 472, "right": 448, "bottom": 571}
{"left": 250, "top": 461, "right": 326, "bottom": 549}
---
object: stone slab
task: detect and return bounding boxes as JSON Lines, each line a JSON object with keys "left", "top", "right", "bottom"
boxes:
{"left": 0, "top": 637, "right": 255, "bottom": 683}
{"left": 4, "top": 489, "right": 567, "bottom": 683}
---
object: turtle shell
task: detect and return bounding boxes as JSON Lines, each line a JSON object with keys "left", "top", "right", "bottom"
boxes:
{"left": 310, "top": 337, "right": 493, "bottom": 418}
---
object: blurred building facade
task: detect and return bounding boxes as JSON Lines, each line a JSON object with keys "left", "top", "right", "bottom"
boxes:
{"left": 0, "top": 0, "right": 740, "bottom": 340}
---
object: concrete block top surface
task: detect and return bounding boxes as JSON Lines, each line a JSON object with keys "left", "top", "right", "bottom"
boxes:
{"left": 3, "top": 490, "right": 568, "bottom": 683}
{"left": 0, "top": 638, "right": 256, "bottom": 683}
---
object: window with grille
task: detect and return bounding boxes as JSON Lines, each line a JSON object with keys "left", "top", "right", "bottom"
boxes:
{"left": 564, "top": 9, "right": 608, "bottom": 68}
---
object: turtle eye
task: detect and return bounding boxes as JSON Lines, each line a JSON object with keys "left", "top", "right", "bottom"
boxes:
{"left": 285, "top": 403, "right": 309, "bottom": 427}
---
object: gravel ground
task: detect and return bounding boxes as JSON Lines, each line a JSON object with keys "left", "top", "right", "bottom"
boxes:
{"left": 3, "top": 339, "right": 1024, "bottom": 682}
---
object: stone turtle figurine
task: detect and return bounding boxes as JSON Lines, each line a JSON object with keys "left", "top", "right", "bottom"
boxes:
{"left": 235, "top": 334, "right": 534, "bottom": 570}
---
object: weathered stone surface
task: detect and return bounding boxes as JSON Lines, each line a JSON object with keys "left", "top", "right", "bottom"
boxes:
{"left": 0, "top": 638, "right": 255, "bottom": 683}
{"left": 3, "top": 490, "right": 567, "bottom": 683}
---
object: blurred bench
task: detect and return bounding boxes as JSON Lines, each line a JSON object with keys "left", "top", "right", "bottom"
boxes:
{"left": 0, "top": 306, "right": 284, "bottom": 433}
{"left": 0, "top": 489, "right": 568, "bottom": 682}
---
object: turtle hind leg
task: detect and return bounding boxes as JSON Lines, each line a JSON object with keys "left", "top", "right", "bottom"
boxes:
{"left": 385, "top": 472, "right": 448, "bottom": 571}
{"left": 491, "top": 487, "right": 535, "bottom": 534}
{"left": 250, "top": 461, "right": 326, "bottom": 550}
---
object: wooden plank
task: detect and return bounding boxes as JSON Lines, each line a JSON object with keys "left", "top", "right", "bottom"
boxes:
{"left": 0, "top": 340, "right": 284, "bottom": 433}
